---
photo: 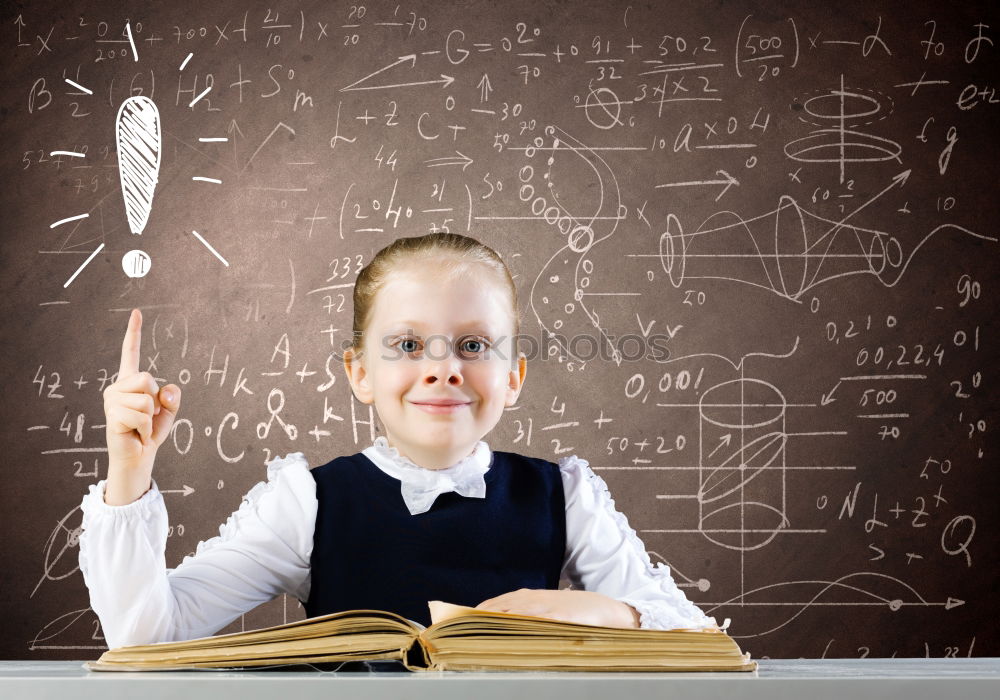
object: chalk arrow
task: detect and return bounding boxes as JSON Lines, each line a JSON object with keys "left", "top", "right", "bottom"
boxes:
{"left": 655, "top": 169, "right": 739, "bottom": 201}
{"left": 807, "top": 168, "right": 913, "bottom": 262}
{"left": 160, "top": 485, "right": 195, "bottom": 497}
{"left": 341, "top": 54, "right": 454, "bottom": 92}
{"left": 821, "top": 380, "right": 842, "bottom": 406}
{"left": 707, "top": 433, "right": 732, "bottom": 459}
{"left": 424, "top": 151, "right": 473, "bottom": 171}
{"left": 831, "top": 169, "right": 911, "bottom": 229}
{"left": 478, "top": 72, "right": 493, "bottom": 103}
{"left": 226, "top": 119, "right": 245, "bottom": 169}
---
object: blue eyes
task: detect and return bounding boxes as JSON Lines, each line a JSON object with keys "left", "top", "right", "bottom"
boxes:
{"left": 395, "top": 337, "right": 488, "bottom": 357}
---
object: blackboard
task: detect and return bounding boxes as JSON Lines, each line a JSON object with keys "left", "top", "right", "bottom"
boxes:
{"left": 1, "top": 0, "right": 997, "bottom": 660}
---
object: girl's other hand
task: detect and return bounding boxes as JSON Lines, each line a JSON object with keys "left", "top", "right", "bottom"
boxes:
{"left": 102, "top": 309, "right": 182, "bottom": 504}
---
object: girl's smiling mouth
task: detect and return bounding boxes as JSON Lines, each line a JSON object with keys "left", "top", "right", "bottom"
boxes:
{"left": 409, "top": 398, "right": 472, "bottom": 414}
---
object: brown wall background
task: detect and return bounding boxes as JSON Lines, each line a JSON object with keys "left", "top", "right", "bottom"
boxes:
{"left": 1, "top": 0, "right": 997, "bottom": 659}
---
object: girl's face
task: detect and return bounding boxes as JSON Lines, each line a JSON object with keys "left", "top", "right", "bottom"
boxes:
{"left": 344, "top": 261, "right": 526, "bottom": 469}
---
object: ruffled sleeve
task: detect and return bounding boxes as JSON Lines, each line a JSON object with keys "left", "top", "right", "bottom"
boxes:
{"left": 558, "top": 454, "right": 719, "bottom": 631}
{"left": 78, "top": 452, "right": 316, "bottom": 649}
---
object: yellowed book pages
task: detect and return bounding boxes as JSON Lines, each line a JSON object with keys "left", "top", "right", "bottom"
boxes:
{"left": 85, "top": 603, "right": 757, "bottom": 673}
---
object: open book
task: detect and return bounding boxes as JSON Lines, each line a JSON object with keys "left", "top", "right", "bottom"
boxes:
{"left": 85, "top": 601, "right": 757, "bottom": 672}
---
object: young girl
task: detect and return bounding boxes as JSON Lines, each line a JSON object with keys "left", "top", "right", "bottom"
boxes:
{"left": 79, "top": 233, "right": 720, "bottom": 650}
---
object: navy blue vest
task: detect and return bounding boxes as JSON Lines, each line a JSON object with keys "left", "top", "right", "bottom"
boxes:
{"left": 303, "top": 450, "right": 566, "bottom": 627}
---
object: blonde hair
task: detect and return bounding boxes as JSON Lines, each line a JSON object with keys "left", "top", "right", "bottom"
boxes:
{"left": 351, "top": 233, "right": 520, "bottom": 358}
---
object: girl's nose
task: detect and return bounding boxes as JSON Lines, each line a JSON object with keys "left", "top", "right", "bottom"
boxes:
{"left": 422, "top": 358, "right": 464, "bottom": 385}
{"left": 421, "top": 338, "right": 464, "bottom": 385}
{"left": 423, "top": 368, "right": 463, "bottom": 386}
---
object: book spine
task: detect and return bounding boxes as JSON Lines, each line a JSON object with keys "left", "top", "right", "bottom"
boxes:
{"left": 402, "top": 635, "right": 432, "bottom": 671}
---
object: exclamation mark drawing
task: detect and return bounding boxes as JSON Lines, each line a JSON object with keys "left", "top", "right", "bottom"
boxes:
{"left": 116, "top": 95, "right": 161, "bottom": 278}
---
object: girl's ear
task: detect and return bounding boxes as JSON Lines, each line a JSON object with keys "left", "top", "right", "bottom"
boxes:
{"left": 504, "top": 352, "right": 527, "bottom": 407}
{"left": 343, "top": 347, "right": 374, "bottom": 404}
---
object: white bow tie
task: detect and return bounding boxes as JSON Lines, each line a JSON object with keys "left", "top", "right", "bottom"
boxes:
{"left": 400, "top": 470, "right": 488, "bottom": 515}
{"left": 365, "top": 437, "right": 490, "bottom": 515}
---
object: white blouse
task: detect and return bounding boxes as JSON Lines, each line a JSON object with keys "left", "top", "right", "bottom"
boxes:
{"left": 78, "top": 437, "right": 719, "bottom": 649}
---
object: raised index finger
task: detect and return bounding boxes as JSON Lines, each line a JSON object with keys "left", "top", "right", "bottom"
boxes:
{"left": 118, "top": 308, "right": 142, "bottom": 378}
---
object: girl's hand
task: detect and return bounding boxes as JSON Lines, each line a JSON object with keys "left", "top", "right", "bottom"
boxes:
{"left": 102, "top": 309, "right": 181, "bottom": 505}
{"left": 475, "top": 589, "right": 640, "bottom": 628}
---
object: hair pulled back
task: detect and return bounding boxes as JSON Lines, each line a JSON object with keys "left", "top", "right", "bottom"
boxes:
{"left": 351, "top": 233, "right": 520, "bottom": 357}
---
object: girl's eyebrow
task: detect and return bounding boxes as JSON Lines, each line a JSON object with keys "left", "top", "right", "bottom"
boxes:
{"left": 386, "top": 321, "right": 496, "bottom": 334}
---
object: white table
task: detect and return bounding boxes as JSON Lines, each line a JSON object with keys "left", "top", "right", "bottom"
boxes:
{"left": 1, "top": 658, "right": 998, "bottom": 699}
